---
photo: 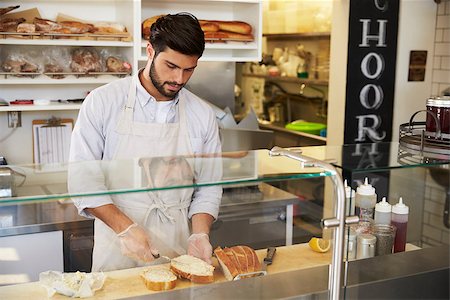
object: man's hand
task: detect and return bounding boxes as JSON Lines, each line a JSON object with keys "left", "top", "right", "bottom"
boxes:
{"left": 187, "top": 233, "right": 213, "bottom": 264}
{"left": 117, "top": 223, "right": 159, "bottom": 263}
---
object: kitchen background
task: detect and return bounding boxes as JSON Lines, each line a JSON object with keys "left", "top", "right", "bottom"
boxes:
{"left": 0, "top": 0, "right": 448, "bottom": 251}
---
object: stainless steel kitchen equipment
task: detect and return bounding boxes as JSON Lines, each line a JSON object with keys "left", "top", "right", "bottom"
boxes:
{"left": 0, "top": 166, "right": 14, "bottom": 198}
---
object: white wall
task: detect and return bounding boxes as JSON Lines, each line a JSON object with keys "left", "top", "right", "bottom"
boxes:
{"left": 328, "top": 0, "right": 438, "bottom": 145}
{"left": 327, "top": 0, "right": 349, "bottom": 146}
{"left": 391, "top": 0, "right": 437, "bottom": 142}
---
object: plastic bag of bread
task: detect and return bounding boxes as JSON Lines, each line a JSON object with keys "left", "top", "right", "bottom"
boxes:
{"left": 42, "top": 47, "right": 71, "bottom": 79}
{"left": 1, "top": 47, "right": 40, "bottom": 77}
{"left": 99, "top": 49, "right": 132, "bottom": 74}
{"left": 70, "top": 47, "right": 103, "bottom": 74}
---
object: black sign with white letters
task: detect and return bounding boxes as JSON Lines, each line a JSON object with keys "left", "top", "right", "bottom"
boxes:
{"left": 344, "top": 0, "right": 400, "bottom": 144}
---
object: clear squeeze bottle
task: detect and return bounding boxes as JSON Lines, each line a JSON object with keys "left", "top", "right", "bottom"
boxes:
{"left": 391, "top": 197, "right": 409, "bottom": 253}
{"left": 355, "top": 178, "right": 377, "bottom": 221}
{"left": 344, "top": 179, "right": 356, "bottom": 216}
{"left": 374, "top": 197, "right": 392, "bottom": 225}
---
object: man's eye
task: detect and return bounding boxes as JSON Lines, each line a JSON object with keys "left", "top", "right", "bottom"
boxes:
{"left": 167, "top": 64, "right": 177, "bottom": 69}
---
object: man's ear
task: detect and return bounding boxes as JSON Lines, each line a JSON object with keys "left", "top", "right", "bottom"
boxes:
{"left": 146, "top": 42, "right": 155, "bottom": 60}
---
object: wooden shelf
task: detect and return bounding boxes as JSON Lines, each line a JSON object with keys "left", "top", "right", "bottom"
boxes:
{"left": 0, "top": 38, "right": 133, "bottom": 47}
{"left": 263, "top": 32, "right": 331, "bottom": 40}
{"left": 242, "top": 73, "right": 328, "bottom": 85}
{"left": 0, "top": 104, "right": 82, "bottom": 112}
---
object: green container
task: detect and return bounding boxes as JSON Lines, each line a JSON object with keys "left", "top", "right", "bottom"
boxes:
{"left": 285, "top": 121, "right": 326, "bottom": 135}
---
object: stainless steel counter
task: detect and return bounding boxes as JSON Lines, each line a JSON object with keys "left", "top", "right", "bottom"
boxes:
{"left": 0, "top": 200, "right": 92, "bottom": 237}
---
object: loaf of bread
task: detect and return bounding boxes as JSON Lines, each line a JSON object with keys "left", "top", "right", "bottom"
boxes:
{"left": 141, "top": 15, "right": 165, "bottom": 40}
{"left": 93, "top": 22, "right": 127, "bottom": 34}
{"left": 141, "top": 267, "right": 177, "bottom": 291}
{"left": 170, "top": 255, "right": 214, "bottom": 284}
{"left": 199, "top": 21, "right": 219, "bottom": 32}
{"left": 214, "top": 246, "right": 261, "bottom": 281}
{"left": 200, "top": 20, "right": 252, "bottom": 35}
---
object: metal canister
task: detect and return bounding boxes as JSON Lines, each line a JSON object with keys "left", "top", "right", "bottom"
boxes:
{"left": 356, "top": 233, "right": 376, "bottom": 259}
{"left": 426, "top": 96, "right": 450, "bottom": 135}
{"left": 344, "top": 227, "right": 357, "bottom": 260}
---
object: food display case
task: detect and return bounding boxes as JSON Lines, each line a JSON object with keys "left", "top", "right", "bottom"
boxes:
{"left": 0, "top": 143, "right": 448, "bottom": 299}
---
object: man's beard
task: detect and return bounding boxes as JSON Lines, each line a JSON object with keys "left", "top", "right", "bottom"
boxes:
{"left": 149, "top": 60, "right": 184, "bottom": 99}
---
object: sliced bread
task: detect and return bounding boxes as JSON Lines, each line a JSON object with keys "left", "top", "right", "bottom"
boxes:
{"left": 170, "top": 255, "right": 214, "bottom": 284}
{"left": 214, "top": 245, "right": 261, "bottom": 281}
{"left": 141, "top": 267, "right": 177, "bottom": 291}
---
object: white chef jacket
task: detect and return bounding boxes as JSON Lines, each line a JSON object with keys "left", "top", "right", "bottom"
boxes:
{"left": 69, "top": 73, "right": 222, "bottom": 220}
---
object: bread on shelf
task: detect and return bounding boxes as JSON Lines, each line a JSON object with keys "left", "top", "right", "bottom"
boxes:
{"left": 140, "top": 267, "right": 177, "bottom": 291}
{"left": 214, "top": 245, "right": 261, "bottom": 281}
{"left": 170, "top": 255, "right": 214, "bottom": 284}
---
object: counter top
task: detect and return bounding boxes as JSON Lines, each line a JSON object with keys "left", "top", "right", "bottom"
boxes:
{"left": 0, "top": 243, "right": 332, "bottom": 299}
{"left": 259, "top": 122, "right": 327, "bottom": 142}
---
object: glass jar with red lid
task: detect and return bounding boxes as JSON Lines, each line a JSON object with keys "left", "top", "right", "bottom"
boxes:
{"left": 426, "top": 96, "right": 450, "bottom": 137}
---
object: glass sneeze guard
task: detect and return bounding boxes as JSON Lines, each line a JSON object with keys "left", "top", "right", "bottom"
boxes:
{"left": 0, "top": 149, "right": 333, "bottom": 205}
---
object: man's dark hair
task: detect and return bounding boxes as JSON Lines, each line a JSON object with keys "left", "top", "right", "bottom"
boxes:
{"left": 150, "top": 13, "right": 205, "bottom": 58}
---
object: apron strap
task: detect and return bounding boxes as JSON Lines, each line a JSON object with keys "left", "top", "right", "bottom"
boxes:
{"left": 143, "top": 198, "right": 191, "bottom": 226}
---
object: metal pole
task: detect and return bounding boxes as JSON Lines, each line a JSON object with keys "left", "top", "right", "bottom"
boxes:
{"left": 269, "top": 146, "right": 346, "bottom": 300}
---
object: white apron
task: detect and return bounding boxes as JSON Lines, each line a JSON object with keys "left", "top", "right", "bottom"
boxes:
{"left": 92, "top": 76, "right": 194, "bottom": 272}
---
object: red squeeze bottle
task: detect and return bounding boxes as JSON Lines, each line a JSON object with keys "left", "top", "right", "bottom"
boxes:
{"left": 391, "top": 197, "right": 409, "bottom": 252}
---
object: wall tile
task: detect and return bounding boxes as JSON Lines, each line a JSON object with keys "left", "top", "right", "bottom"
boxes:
{"left": 438, "top": 1, "right": 445, "bottom": 15}
{"left": 434, "top": 42, "right": 450, "bottom": 56}
{"left": 438, "top": 83, "right": 450, "bottom": 94}
{"left": 442, "top": 56, "right": 450, "bottom": 69}
{"left": 424, "top": 199, "right": 444, "bottom": 215}
{"left": 437, "top": 15, "right": 450, "bottom": 29}
{"left": 433, "top": 56, "right": 442, "bottom": 69}
{"left": 432, "top": 83, "right": 439, "bottom": 96}
{"left": 427, "top": 213, "right": 450, "bottom": 233}
{"left": 443, "top": 29, "right": 450, "bottom": 42}
{"left": 432, "top": 69, "right": 450, "bottom": 82}
{"left": 422, "top": 224, "right": 442, "bottom": 240}
{"left": 446, "top": 0, "right": 450, "bottom": 15}
{"left": 436, "top": 28, "right": 444, "bottom": 42}
{"left": 431, "top": 187, "right": 447, "bottom": 204}
{"left": 442, "top": 231, "right": 449, "bottom": 244}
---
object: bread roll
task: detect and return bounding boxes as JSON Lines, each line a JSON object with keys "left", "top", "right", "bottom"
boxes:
{"left": 141, "top": 267, "right": 177, "bottom": 291}
{"left": 214, "top": 245, "right": 261, "bottom": 281}
{"left": 170, "top": 255, "right": 214, "bottom": 284}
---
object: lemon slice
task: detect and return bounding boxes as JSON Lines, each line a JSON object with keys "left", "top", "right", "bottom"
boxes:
{"left": 308, "top": 237, "right": 331, "bottom": 253}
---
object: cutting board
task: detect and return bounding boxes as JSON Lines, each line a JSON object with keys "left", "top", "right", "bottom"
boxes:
{"left": 0, "top": 243, "right": 331, "bottom": 299}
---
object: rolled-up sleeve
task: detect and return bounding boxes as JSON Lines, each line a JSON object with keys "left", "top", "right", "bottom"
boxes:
{"left": 68, "top": 90, "right": 113, "bottom": 218}
{"left": 188, "top": 103, "right": 223, "bottom": 219}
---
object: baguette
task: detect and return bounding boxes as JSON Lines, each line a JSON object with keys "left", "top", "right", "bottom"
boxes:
{"left": 170, "top": 255, "right": 214, "bottom": 284}
{"left": 141, "top": 267, "right": 177, "bottom": 291}
{"left": 199, "top": 21, "right": 219, "bottom": 32}
{"left": 200, "top": 20, "right": 252, "bottom": 35}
